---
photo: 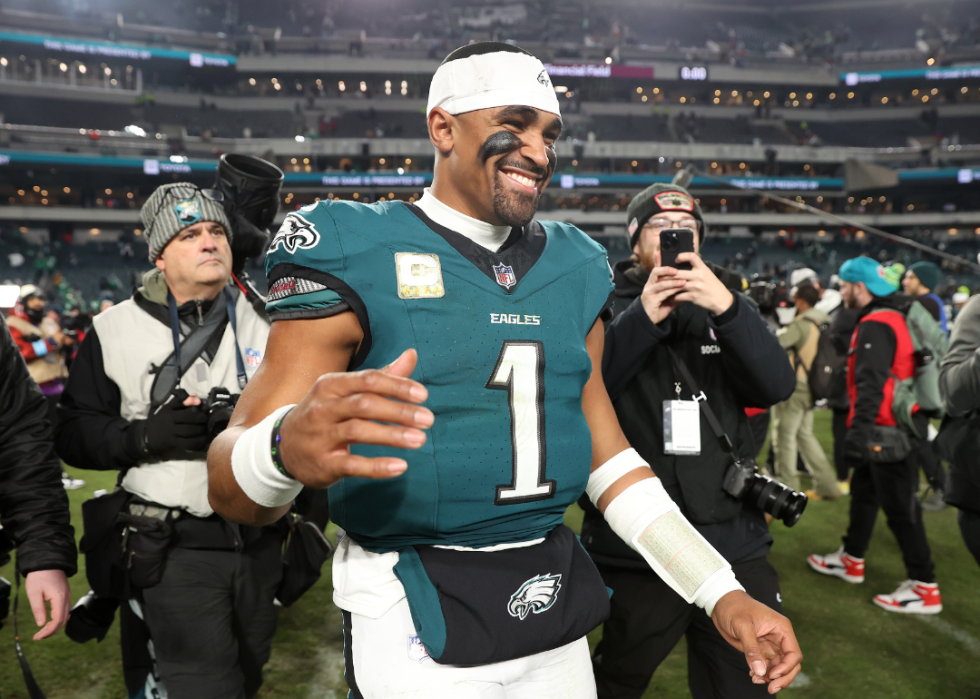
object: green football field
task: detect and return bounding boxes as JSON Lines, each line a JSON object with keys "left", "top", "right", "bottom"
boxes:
{"left": 2, "top": 409, "right": 979, "bottom": 698}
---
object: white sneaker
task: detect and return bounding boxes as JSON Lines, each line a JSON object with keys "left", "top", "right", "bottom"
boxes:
{"left": 807, "top": 546, "right": 865, "bottom": 583}
{"left": 873, "top": 579, "right": 942, "bottom": 615}
{"left": 62, "top": 472, "right": 86, "bottom": 490}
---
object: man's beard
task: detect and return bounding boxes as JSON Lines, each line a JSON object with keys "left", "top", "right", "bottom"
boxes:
{"left": 25, "top": 307, "right": 44, "bottom": 324}
{"left": 490, "top": 160, "right": 545, "bottom": 228}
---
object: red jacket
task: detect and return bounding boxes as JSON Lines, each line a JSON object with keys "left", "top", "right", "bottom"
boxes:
{"left": 846, "top": 306, "right": 916, "bottom": 429}
{"left": 6, "top": 304, "right": 56, "bottom": 362}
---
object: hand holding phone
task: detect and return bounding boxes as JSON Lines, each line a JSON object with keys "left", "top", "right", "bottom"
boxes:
{"left": 659, "top": 228, "right": 696, "bottom": 271}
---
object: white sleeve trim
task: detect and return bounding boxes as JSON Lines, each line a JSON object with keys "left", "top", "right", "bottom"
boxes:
{"left": 602, "top": 476, "right": 744, "bottom": 616}
{"left": 231, "top": 405, "right": 304, "bottom": 508}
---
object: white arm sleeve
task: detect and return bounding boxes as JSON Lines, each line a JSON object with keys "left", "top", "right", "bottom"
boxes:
{"left": 231, "top": 405, "right": 304, "bottom": 508}
{"left": 587, "top": 449, "right": 744, "bottom": 616}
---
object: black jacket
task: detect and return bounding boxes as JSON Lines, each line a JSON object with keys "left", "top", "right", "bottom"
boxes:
{"left": 581, "top": 260, "right": 796, "bottom": 569}
{"left": 0, "top": 316, "right": 77, "bottom": 576}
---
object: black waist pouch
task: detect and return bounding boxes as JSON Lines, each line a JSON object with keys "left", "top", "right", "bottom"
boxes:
{"left": 393, "top": 524, "right": 610, "bottom": 666}
{"left": 865, "top": 425, "right": 913, "bottom": 463}
{"left": 276, "top": 514, "right": 335, "bottom": 608}
{"left": 79, "top": 488, "right": 131, "bottom": 598}
{"left": 118, "top": 511, "right": 174, "bottom": 589}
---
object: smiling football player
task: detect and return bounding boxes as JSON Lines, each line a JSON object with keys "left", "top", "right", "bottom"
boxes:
{"left": 208, "top": 42, "right": 802, "bottom": 698}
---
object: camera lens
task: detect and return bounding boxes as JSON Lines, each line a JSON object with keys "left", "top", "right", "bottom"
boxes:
{"left": 744, "top": 474, "right": 808, "bottom": 527}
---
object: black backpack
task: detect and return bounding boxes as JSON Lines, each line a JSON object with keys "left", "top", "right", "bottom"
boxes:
{"left": 798, "top": 317, "right": 847, "bottom": 401}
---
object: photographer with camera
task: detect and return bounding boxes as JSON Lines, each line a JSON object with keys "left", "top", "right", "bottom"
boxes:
{"left": 54, "top": 182, "right": 279, "bottom": 699}
{"left": 580, "top": 183, "right": 798, "bottom": 699}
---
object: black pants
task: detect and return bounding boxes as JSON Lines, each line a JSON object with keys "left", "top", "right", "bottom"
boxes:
{"left": 140, "top": 528, "right": 283, "bottom": 699}
{"left": 832, "top": 409, "right": 851, "bottom": 481}
{"left": 914, "top": 436, "right": 946, "bottom": 492}
{"left": 959, "top": 509, "right": 980, "bottom": 569}
{"left": 592, "top": 556, "right": 782, "bottom": 699}
{"left": 842, "top": 452, "right": 935, "bottom": 582}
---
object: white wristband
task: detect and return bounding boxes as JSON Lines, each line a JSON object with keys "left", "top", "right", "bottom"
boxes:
{"left": 603, "top": 476, "right": 744, "bottom": 616}
{"left": 231, "top": 405, "right": 304, "bottom": 508}
{"left": 586, "top": 448, "right": 650, "bottom": 506}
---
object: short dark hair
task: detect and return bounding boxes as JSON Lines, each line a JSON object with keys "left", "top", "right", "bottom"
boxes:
{"left": 441, "top": 42, "right": 532, "bottom": 65}
{"left": 794, "top": 283, "right": 821, "bottom": 307}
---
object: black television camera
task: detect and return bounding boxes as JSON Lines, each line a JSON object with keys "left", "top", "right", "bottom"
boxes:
{"left": 214, "top": 153, "right": 284, "bottom": 310}
{"left": 723, "top": 456, "right": 808, "bottom": 527}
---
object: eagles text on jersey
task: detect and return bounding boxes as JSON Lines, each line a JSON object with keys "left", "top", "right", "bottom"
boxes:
{"left": 265, "top": 199, "right": 614, "bottom": 552}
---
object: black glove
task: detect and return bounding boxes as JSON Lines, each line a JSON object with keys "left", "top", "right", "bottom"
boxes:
{"left": 843, "top": 427, "right": 870, "bottom": 463}
{"left": 128, "top": 390, "right": 210, "bottom": 458}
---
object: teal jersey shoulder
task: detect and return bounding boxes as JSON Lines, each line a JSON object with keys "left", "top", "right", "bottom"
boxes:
{"left": 266, "top": 200, "right": 613, "bottom": 551}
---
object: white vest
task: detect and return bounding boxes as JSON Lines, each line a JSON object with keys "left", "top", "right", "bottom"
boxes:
{"left": 93, "top": 290, "right": 270, "bottom": 517}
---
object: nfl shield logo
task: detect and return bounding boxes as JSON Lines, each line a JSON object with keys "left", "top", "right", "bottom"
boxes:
{"left": 493, "top": 263, "right": 517, "bottom": 289}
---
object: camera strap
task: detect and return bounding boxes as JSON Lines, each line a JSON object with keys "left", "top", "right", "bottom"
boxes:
{"left": 150, "top": 288, "right": 245, "bottom": 410}
{"left": 10, "top": 572, "right": 46, "bottom": 699}
{"left": 666, "top": 346, "right": 734, "bottom": 455}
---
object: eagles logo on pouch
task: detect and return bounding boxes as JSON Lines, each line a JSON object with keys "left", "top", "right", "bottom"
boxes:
{"left": 493, "top": 263, "right": 517, "bottom": 289}
{"left": 174, "top": 199, "right": 203, "bottom": 225}
{"left": 508, "top": 573, "right": 562, "bottom": 620}
{"left": 270, "top": 213, "right": 321, "bottom": 255}
{"left": 653, "top": 190, "right": 695, "bottom": 212}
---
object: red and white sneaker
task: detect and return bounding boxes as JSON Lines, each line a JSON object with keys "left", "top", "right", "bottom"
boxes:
{"left": 873, "top": 580, "right": 942, "bottom": 615}
{"left": 807, "top": 546, "right": 865, "bottom": 583}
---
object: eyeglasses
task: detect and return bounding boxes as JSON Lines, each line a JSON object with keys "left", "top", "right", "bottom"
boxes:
{"left": 643, "top": 217, "right": 701, "bottom": 231}
{"left": 145, "top": 186, "right": 225, "bottom": 239}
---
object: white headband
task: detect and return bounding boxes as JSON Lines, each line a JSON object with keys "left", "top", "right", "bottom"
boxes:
{"left": 426, "top": 51, "right": 562, "bottom": 118}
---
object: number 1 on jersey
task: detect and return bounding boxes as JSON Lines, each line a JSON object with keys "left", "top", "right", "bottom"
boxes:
{"left": 486, "top": 341, "right": 556, "bottom": 505}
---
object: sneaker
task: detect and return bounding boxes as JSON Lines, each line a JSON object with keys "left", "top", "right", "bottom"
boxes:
{"left": 873, "top": 579, "right": 942, "bottom": 615}
{"left": 62, "top": 471, "right": 86, "bottom": 490}
{"left": 920, "top": 488, "right": 948, "bottom": 513}
{"left": 807, "top": 546, "right": 865, "bottom": 583}
{"left": 837, "top": 480, "right": 851, "bottom": 496}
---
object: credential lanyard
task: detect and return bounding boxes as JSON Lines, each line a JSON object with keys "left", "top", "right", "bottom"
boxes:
{"left": 167, "top": 289, "right": 247, "bottom": 390}
{"left": 666, "top": 346, "right": 734, "bottom": 454}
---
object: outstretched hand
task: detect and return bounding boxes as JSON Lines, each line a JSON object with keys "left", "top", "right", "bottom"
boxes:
{"left": 277, "top": 348, "right": 433, "bottom": 489}
{"left": 25, "top": 569, "right": 71, "bottom": 640}
{"left": 711, "top": 590, "right": 803, "bottom": 694}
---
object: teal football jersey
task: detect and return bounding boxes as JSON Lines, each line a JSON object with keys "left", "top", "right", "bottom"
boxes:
{"left": 265, "top": 200, "right": 613, "bottom": 552}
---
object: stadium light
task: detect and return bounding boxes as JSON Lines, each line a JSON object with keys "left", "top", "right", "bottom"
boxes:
{"left": 360, "top": 81, "right": 367, "bottom": 92}
{"left": 679, "top": 97, "right": 686, "bottom": 103}
{"left": 636, "top": 87, "right": 643, "bottom": 94}
{"left": 104, "top": 66, "right": 111, "bottom": 76}
{"left": 763, "top": 91, "right": 770, "bottom": 98}
{"left": 790, "top": 92, "right": 796, "bottom": 99}
{"left": 962, "top": 86, "right": 969, "bottom": 94}
{"left": 912, "top": 89, "right": 919, "bottom": 96}
{"left": 931, "top": 88, "right": 938, "bottom": 95}
{"left": 641, "top": 95, "right": 648, "bottom": 102}
{"left": 927, "top": 57, "right": 935, "bottom": 65}
{"left": 78, "top": 64, "right": 87, "bottom": 74}
{"left": 882, "top": 97, "right": 889, "bottom": 104}
{"left": 0, "top": 57, "right": 6, "bottom": 67}
{"left": 829, "top": 92, "right": 835, "bottom": 99}
{"left": 295, "top": 135, "right": 305, "bottom": 142}
{"left": 554, "top": 85, "right": 568, "bottom": 92}
{"left": 339, "top": 81, "right": 345, "bottom": 91}
{"left": 604, "top": 57, "right": 613, "bottom": 65}
{"left": 249, "top": 78, "right": 256, "bottom": 85}
{"left": 59, "top": 62, "right": 67, "bottom": 72}
{"left": 653, "top": 88, "right": 660, "bottom": 94}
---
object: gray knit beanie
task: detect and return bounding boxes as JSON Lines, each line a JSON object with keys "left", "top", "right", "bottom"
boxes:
{"left": 142, "top": 183, "right": 232, "bottom": 262}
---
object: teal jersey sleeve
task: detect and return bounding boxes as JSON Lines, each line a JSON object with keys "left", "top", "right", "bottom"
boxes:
{"left": 265, "top": 203, "right": 349, "bottom": 320}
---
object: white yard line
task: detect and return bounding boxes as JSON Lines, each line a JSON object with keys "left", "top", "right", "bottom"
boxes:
{"left": 915, "top": 615, "right": 980, "bottom": 656}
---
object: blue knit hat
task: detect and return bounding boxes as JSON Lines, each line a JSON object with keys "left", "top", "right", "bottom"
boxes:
{"left": 839, "top": 257, "right": 895, "bottom": 297}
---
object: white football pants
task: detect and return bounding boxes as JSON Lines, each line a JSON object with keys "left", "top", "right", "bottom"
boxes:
{"left": 342, "top": 596, "right": 597, "bottom": 698}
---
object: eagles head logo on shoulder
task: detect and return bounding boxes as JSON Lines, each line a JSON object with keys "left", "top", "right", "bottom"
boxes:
{"left": 507, "top": 573, "right": 562, "bottom": 621}
{"left": 270, "top": 213, "right": 320, "bottom": 255}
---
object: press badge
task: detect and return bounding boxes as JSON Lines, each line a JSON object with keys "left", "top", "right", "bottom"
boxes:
{"left": 663, "top": 400, "right": 701, "bottom": 455}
